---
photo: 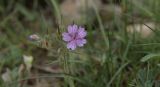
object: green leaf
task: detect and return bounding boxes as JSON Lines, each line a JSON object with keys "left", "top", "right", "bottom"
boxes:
{"left": 141, "top": 53, "right": 160, "bottom": 62}
{"left": 157, "top": 64, "right": 160, "bottom": 67}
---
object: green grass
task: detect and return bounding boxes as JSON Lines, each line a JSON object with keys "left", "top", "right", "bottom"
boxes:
{"left": 0, "top": 0, "right": 160, "bottom": 87}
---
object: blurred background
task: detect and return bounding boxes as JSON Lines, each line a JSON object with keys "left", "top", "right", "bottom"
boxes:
{"left": 0, "top": 0, "right": 160, "bottom": 87}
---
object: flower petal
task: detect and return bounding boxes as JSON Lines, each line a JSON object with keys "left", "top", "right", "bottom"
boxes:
{"left": 67, "top": 41, "right": 77, "bottom": 50}
{"left": 77, "top": 27, "right": 87, "bottom": 38}
{"left": 76, "top": 39, "right": 87, "bottom": 47}
{"left": 62, "top": 32, "right": 72, "bottom": 41}
{"left": 68, "top": 24, "right": 78, "bottom": 34}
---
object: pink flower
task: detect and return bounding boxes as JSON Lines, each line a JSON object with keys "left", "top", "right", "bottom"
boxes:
{"left": 62, "top": 24, "right": 87, "bottom": 50}
{"left": 29, "top": 34, "right": 40, "bottom": 41}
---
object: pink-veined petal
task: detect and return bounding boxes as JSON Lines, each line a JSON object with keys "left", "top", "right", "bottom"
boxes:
{"left": 68, "top": 24, "right": 78, "bottom": 34}
{"left": 62, "top": 32, "right": 72, "bottom": 41}
{"left": 67, "top": 41, "right": 77, "bottom": 50}
{"left": 76, "top": 39, "right": 87, "bottom": 47}
{"left": 77, "top": 27, "right": 87, "bottom": 38}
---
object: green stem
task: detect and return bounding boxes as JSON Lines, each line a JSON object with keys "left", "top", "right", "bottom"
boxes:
{"left": 63, "top": 52, "right": 75, "bottom": 87}
{"left": 50, "top": 0, "right": 61, "bottom": 24}
{"left": 91, "top": 2, "right": 109, "bottom": 49}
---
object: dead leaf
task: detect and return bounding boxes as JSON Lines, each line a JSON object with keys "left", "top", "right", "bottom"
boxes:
{"left": 127, "top": 22, "right": 155, "bottom": 38}
{"left": 1, "top": 68, "right": 12, "bottom": 83}
{"left": 23, "top": 55, "right": 34, "bottom": 72}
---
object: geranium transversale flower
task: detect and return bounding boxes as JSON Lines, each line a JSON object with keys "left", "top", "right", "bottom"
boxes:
{"left": 62, "top": 24, "right": 87, "bottom": 50}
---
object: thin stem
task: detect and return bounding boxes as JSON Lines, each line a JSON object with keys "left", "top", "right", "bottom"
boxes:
{"left": 50, "top": 0, "right": 61, "bottom": 24}
{"left": 91, "top": 1, "right": 109, "bottom": 49}
{"left": 63, "top": 52, "right": 75, "bottom": 87}
{"left": 107, "top": 62, "right": 129, "bottom": 87}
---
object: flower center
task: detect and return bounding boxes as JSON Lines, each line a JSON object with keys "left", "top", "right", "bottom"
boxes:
{"left": 69, "top": 32, "right": 78, "bottom": 41}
